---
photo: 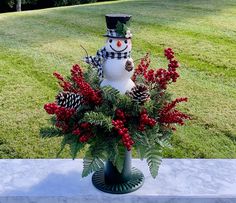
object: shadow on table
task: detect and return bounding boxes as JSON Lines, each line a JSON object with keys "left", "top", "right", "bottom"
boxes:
{"left": 4, "top": 171, "right": 95, "bottom": 196}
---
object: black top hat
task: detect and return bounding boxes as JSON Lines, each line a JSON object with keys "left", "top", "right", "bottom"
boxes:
{"left": 104, "top": 14, "right": 132, "bottom": 39}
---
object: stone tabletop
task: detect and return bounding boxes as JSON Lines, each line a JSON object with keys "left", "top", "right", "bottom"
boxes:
{"left": 0, "top": 159, "right": 236, "bottom": 203}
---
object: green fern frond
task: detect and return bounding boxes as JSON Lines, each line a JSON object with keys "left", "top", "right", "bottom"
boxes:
{"left": 112, "top": 145, "right": 126, "bottom": 173}
{"left": 158, "top": 138, "right": 172, "bottom": 148}
{"left": 136, "top": 144, "right": 147, "bottom": 160}
{"left": 133, "top": 131, "right": 150, "bottom": 146}
{"left": 70, "top": 141, "right": 83, "bottom": 160}
{"left": 146, "top": 146, "right": 162, "bottom": 178}
{"left": 82, "top": 156, "right": 104, "bottom": 177}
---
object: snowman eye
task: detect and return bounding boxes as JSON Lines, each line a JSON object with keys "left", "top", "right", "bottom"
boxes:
{"left": 124, "top": 40, "right": 128, "bottom": 44}
{"left": 109, "top": 39, "right": 112, "bottom": 43}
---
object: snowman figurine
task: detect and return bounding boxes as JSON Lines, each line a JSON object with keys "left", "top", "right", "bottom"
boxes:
{"left": 56, "top": 15, "right": 149, "bottom": 111}
{"left": 85, "top": 14, "right": 135, "bottom": 94}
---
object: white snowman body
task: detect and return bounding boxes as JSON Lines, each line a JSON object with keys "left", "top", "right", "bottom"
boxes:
{"left": 100, "top": 37, "right": 135, "bottom": 94}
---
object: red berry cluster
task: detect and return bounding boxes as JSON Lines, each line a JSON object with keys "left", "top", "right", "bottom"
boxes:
{"left": 145, "top": 69, "right": 155, "bottom": 83}
{"left": 55, "top": 106, "right": 75, "bottom": 121}
{"left": 45, "top": 65, "right": 102, "bottom": 137}
{"left": 71, "top": 64, "right": 83, "bottom": 78}
{"left": 115, "top": 109, "right": 126, "bottom": 122}
{"left": 72, "top": 75, "right": 101, "bottom": 105}
{"left": 80, "top": 122, "right": 91, "bottom": 129}
{"left": 165, "top": 48, "right": 180, "bottom": 82}
{"left": 164, "top": 48, "right": 174, "bottom": 60}
{"left": 56, "top": 107, "right": 75, "bottom": 132}
{"left": 53, "top": 72, "right": 77, "bottom": 93}
{"left": 159, "top": 98, "right": 190, "bottom": 125}
{"left": 44, "top": 102, "right": 57, "bottom": 114}
{"left": 168, "top": 60, "right": 179, "bottom": 70}
{"left": 144, "top": 66, "right": 180, "bottom": 90}
{"left": 143, "top": 48, "right": 180, "bottom": 89}
{"left": 155, "top": 68, "right": 179, "bottom": 89}
{"left": 72, "top": 128, "right": 81, "bottom": 135}
{"left": 132, "top": 48, "right": 180, "bottom": 91}
{"left": 112, "top": 120, "right": 134, "bottom": 151}
{"left": 160, "top": 98, "right": 188, "bottom": 114}
{"left": 159, "top": 110, "right": 190, "bottom": 126}
{"left": 138, "top": 109, "right": 156, "bottom": 131}
{"left": 54, "top": 65, "right": 101, "bottom": 105}
{"left": 72, "top": 122, "right": 94, "bottom": 143}
{"left": 55, "top": 121, "right": 69, "bottom": 133}
{"left": 53, "top": 72, "right": 64, "bottom": 81}
{"left": 44, "top": 102, "right": 76, "bottom": 132}
{"left": 132, "top": 53, "right": 150, "bottom": 81}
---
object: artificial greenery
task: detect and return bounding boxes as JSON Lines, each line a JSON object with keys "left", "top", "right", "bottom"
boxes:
{"left": 44, "top": 49, "right": 190, "bottom": 178}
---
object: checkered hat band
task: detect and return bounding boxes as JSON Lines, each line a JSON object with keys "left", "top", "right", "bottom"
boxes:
{"left": 106, "top": 29, "right": 125, "bottom": 38}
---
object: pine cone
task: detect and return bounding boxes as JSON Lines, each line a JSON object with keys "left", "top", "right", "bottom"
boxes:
{"left": 56, "top": 92, "right": 82, "bottom": 110}
{"left": 127, "top": 84, "right": 150, "bottom": 104}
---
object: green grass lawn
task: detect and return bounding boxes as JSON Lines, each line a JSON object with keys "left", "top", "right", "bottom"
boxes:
{"left": 0, "top": 0, "right": 235, "bottom": 158}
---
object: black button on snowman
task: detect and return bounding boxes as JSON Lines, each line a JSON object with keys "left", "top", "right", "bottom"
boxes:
{"left": 85, "top": 14, "right": 135, "bottom": 94}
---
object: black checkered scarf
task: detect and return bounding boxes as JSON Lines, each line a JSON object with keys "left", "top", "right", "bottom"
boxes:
{"left": 84, "top": 47, "right": 131, "bottom": 80}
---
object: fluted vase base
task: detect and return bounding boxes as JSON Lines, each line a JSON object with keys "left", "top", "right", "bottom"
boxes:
{"left": 92, "top": 167, "right": 144, "bottom": 194}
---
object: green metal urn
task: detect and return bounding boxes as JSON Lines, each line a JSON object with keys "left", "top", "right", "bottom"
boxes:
{"left": 92, "top": 150, "right": 144, "bottom": 194}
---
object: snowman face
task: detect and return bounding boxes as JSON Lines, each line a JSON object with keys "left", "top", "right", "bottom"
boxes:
{"left": 105, "top": 38, "right": 132, "bottom": 53}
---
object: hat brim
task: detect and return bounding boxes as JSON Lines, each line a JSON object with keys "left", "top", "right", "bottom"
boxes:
{"left": 103, "top": 34, "right": 131, "bottom": 39}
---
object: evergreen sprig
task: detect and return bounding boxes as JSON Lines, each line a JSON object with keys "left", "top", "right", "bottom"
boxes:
{"left": 82, "top": 112, "right": 113, "bottom": 131}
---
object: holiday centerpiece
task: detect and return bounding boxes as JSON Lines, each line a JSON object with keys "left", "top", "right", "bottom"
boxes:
{"left": 44, "top": 14, "right": 190, "bottom": 194}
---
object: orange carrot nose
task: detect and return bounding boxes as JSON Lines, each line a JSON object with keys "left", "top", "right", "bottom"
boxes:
{"left": 117, "top": 40, "right": 122, "bottom": 47}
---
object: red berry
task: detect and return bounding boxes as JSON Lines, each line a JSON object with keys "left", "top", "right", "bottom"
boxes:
{"left": 118, "top": 130, "right": 124, "bottom": 135}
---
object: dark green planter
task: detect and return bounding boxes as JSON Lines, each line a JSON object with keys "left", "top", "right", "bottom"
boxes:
{"left": 92, "top": 150, "right": 144, "bottom": 194}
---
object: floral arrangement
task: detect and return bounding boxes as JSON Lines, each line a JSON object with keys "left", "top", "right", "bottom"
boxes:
{"left": 44, "top": 48, "right": 190, "bottom": 178}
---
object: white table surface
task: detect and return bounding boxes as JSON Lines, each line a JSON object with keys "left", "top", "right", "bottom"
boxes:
{"left": 0, "top": 159, "right": 236, "bottom": 203}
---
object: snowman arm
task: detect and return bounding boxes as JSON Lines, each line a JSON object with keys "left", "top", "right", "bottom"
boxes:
{"left": 83, "top": 47, "right": 105, "bottom": 80}
{"left": 84, "top": 55, "right": 104, "bottom": 80}
{"left": 84, "top": 56, "right": 96, "bottom": 66}
{"left": 84, "top": 47, "right": 105, "bottom": 67}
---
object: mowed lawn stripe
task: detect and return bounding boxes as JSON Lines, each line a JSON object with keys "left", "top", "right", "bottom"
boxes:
{"left": 0, "top": 0, "right": 235, "bottom": 158}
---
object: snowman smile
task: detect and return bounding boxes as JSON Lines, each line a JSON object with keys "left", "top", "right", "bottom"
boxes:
{"left": 110, "top": 45, "right": 128, "bottom": 53}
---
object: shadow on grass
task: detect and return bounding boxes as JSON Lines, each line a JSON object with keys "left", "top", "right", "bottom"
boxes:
{"left": 220, "top": 130, "right": 236, "bottom": 143}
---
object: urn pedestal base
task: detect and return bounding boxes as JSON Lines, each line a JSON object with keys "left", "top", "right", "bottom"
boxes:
{"left": 92, "top": 167, "right": 144, "bottom": 194}
{"left": 92, "top": 150, "right": 144, "bottom": 194}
